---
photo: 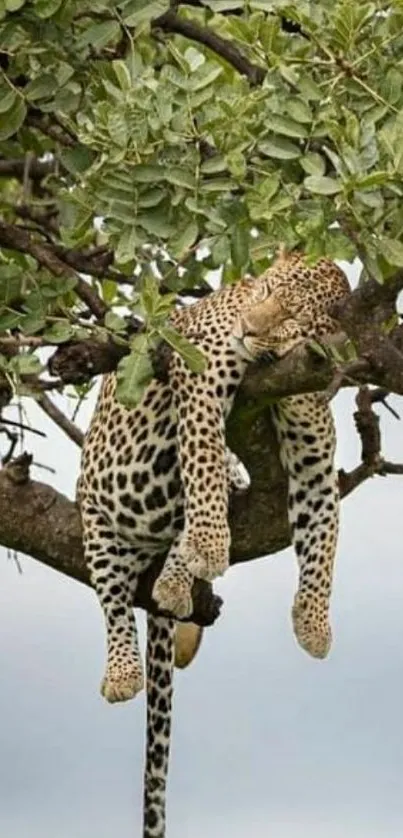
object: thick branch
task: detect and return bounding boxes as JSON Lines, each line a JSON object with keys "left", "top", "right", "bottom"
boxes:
{"left": 2, "top": 380, "right": 402, "bottom": 626}
{"left": 47, "top": 335, "right": 133, "bottom": 383}
{"left": 332, "top": 271, "right": 403, "bottom": 394}
{"left": 153, "top": 9, "right": 266, "bottom": 84}
{"left": 0, "top": 157, "right": 56, "bottom": 181}
{"left": 41, "top": 266, "right": 403, "bottom": 395}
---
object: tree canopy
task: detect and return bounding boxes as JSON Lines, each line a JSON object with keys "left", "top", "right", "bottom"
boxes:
{"left": 1, "top": 0, "right": 403, "bottom": 616}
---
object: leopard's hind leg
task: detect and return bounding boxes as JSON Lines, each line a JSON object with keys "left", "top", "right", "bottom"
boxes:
{"left": 273, "top": 394, "right": 339, "bottom": 659}
{"left": 82, "top": 505, "right": 146, "bottom": 702}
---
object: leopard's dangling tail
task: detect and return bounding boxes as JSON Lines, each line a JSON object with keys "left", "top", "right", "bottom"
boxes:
{"left": 143, "top": 614, "right": 176, "bottom": 838}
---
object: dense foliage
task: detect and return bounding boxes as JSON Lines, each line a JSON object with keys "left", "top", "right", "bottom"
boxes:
{"left": 1, "top": 0, "right": 403, "bottom": 405}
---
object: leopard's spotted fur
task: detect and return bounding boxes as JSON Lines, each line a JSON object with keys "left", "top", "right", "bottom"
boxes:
{"left": 79, "top": 251, "right": 349, "bottom": 837}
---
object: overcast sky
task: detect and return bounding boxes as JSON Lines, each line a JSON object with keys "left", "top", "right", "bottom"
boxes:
{"left": 1, "top": 264, "right": 403, "bottom": 838}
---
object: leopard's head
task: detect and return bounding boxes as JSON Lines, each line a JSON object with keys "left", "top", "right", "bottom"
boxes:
{"left": 231, "top": 293, "right": 305, "bottom": 363}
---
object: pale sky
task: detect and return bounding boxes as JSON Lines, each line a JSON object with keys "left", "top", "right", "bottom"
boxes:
{"left": 1, "top": 263, "right": 403, "bottom": 838}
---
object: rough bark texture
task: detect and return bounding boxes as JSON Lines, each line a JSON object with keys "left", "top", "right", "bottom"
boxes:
{"left": 0, "top": 402, "right": 289, "bottom": 625}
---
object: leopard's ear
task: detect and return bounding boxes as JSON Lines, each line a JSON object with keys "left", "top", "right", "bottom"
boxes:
{"left": 174, "top": 622, "right": 204, "bottom": 669}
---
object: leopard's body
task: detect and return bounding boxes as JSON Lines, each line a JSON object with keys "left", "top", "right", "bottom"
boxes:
{"left": 79, "top": 251, "right": 350, "bottom": 838}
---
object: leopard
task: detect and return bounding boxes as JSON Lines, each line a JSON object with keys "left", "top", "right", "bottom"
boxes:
{"left": 78, "top": 250, "right": 350, "bottom": 838}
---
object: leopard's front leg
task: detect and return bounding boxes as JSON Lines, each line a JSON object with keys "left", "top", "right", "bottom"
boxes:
{"left": 153, "top": 447, "right": 248, "bottom": 617}
{"left": 176, "top": 387, "right": 230, "bottom": 581}
{"left": 153, "top": 364, "right": 231, "bottom": 617}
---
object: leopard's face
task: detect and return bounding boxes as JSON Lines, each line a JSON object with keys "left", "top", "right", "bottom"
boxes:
{"left": 231, "top": 293, "right": 304, "bottom": 362}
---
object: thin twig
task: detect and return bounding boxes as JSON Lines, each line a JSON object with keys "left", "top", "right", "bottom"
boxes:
{"left": 37, "top": 394, "right": 84, "bottom": 448}
{"left": 0, "top": 426, "right": 18, "bottom": 465}
{"left": 0, "top": 417, "right": 46, "bottom": 437}
{"left": 0, "top": 336, "right": 46, "bottom": 348}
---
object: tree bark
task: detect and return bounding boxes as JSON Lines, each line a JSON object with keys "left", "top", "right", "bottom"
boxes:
{"left": 0, "top": 404, "right": 289, "bottom": 625}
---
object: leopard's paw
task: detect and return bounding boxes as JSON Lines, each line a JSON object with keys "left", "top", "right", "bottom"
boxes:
{"left": 152, "top": 570, "right": 193, "bottom": 619}
{"left": 101, "top": 661, "right": 144, "bottom": 703}
{"left": 292, "top": 593, "right": 332, "bottom": 660}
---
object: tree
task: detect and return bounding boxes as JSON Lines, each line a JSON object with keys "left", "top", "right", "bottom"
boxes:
{"left": 1, "top": 0, "right": 403, "bottom": 625}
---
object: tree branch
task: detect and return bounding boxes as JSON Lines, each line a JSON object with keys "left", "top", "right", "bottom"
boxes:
{"left": 0, "top": 220, "right": 107, "bottom": 321}
{"left": 26, "top": 111, "right": 76, "bottom": 147}
{"left": 332, "top": 270, "right": 403, "bottom": 394}
{"left": 48, "top": 336, "right": 133, "bottom": 383}
{"left": 0, "top": 157, "right": 56, "bottom": 181}
{"left": 153, "top": 9, "right": 266, "bottom": 85}
{"left": 2, "top": 375, "right": 402, "bottom": 626}
{"left": 337, "top": 385, "right": 403, "bottom": 496}
{"left": 37, "top": 395, "right": 84, "bottom": 449}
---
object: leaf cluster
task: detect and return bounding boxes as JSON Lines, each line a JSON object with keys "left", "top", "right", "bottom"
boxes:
{"left": 2, "top": 0, "right": 403, "bottom": 403}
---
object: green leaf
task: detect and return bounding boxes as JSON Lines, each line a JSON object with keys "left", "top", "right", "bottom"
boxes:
{"left": 132, "top": 165, "right": 164, "bottom": 183}
{"left": 355, "top": 171, "right": 390, "bottom": 189}
{"left": 226, "top": 150, "right": 246, "bottom": 179}
{"left": 211, "top": 235, "right": 230, "bottom": 267}
{"left": 77, "top": 21, "right": 121, "bottom": 50}
{"left": 122, "top": 0, "right": 167, "bottom": 26}
{"left": 300, "top": 153, "right": 326, "bottom": 176}
{"left": 137, "top": 211, "right": 174, "bottom": 238}
{"left": 286, "top": 98, "right": 313, "bottom": 124}
{"left": 230, "top": 225, "right": 250, "bottom": 272}
{"left": 200, "top": 155, "right": 227, "bottom": 174}
{"left": 34, "top": 0, "right": 63, "bottom": 17}
{"left": 200, "top": 179, "right": 235, "bottom": 193}
{"left": 188, "top": 64, "right": 223, "bottom": 91}
{"left": 0, "top": 311, "right": 22, "bottom": 330}
{"left": 158, "top": 326, "right": 206, "bottom": 374}
{"left": 298, "top": 76, "right": 323, "bottom": 101}
{"left": 140, "top": 272, "right": 161, "bottom": 319}
{"left": 0, "top": 86, "right": 16, "bottom": 114}
{"left": 0, "top": 267, "right": 22, "bottom": 304}
{"left": 165, "top": 168, "right": 197, "bottom": 190}
{"left": 304, "top": 176, "right": 342, "bottom": 195}
{"left": 379, "top": 237, "right": 403, "bottom": 268}
{"left": 5, "top": 0, "right": 25, "bottom": 8}
{"left": 258, "top": 137, "right": 301, "bottom": 160}
{"left": 107, "top": 110, "right": 128, "bottom": 148}
{"left": 202, "top": 1, "right": 243, "bottom": 9}
{"left": 0, "top": 96, "right": 26, "bottom": 140}
{"left": 60, "top": 146, "right": 96, "bottom": 175}
{"left": 9, "top": 354, "right": 43, "bottom": 376}
{"left": 116, "top": 334, "right": 154, "bottom": 408}
{"left": 112, "top": 60, "right": 132, "bottom": 91}
{"left": 22, "top": 313, "right": 47, "bottom": 335}
{"left": 25, "top": 74, "right": 58, "bottom": 103}
{"left": 43, "top": 322, "right": 75, "bottom": 344}
{"left": 115, "top": 226, "right": 138, "bottom": 264}
{"left": 101, "top": 280, "right": 118, "bottom": 305}
{"left": 170, "top": 220, "right": 199, "bottom": 259}
{"left": 105, "top": 311, "right": 127, "bottom": 333}
{"left": 266, "top": 115, "right": 308, "bottom": 139}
